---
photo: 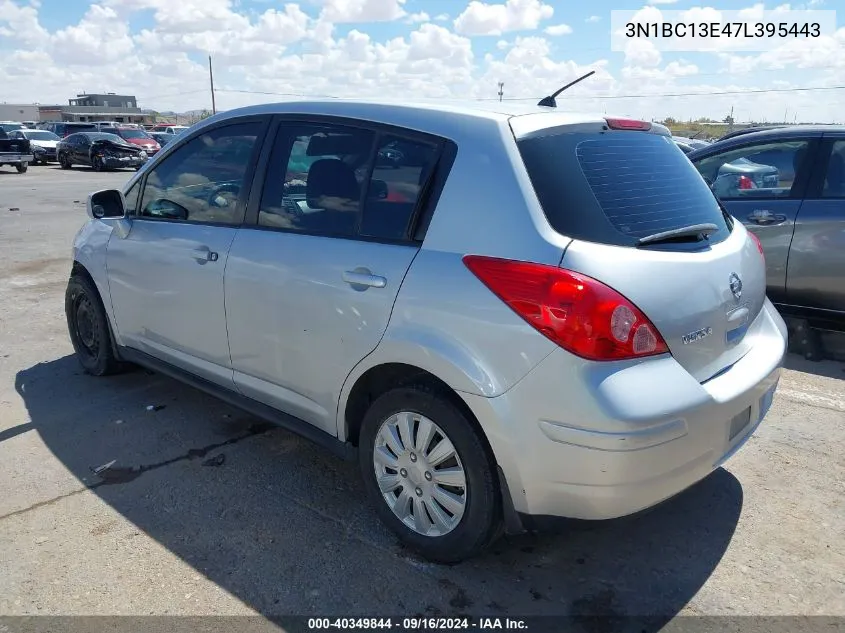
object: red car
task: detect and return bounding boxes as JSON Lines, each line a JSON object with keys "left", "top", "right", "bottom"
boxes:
{"left": 101, "top": 126, "right": 161, "bottom": 155}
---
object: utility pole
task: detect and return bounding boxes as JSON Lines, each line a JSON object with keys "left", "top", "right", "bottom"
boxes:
{"left": 208, "top": 55, "right": 217, "bottom": 115}
{"left": 498, "top": 82, "right": 504, "bottom": 102}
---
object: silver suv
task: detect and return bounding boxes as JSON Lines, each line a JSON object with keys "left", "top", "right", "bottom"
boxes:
{"left": 66, "top": 100, "right": 787, "bottom": 562}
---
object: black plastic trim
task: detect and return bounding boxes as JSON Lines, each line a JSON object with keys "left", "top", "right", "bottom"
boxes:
{"left": 119, "top": 347, "right": 358, "bottom": 461}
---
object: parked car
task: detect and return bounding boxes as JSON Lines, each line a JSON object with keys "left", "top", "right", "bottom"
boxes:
{"left": 39, "top": 122, "right": 98, "bottom": 138}
{"left": 0, "top": 127, "right": 33, "bottom": 173}
{"left": 21, "top": 121, "right": 38, "bottom": 129}
{"left": 673, "top": 136, "right": 711, "bottom": 154}
{"left": 689, "top": 125, "right": 845, "bottom": 334}
{"left": 0, "top": 121, "right": 25, "bottom": 133}
{"left": 149, "top": 124, "right": 189, "bottom": 135}
{"left": 57, "top": 132, "right": 149, "bottom": 171}
{"left": 100, "top": 126, "right": 161, "bottom": 155}
{"left": 148, "top": 131, "right": 175, "bottom": 147}
{"left": 67, "top": 100, "right": 786, "bottom": 562}
{"left": 7, "top": 128, "right": 61, "bottom": 164}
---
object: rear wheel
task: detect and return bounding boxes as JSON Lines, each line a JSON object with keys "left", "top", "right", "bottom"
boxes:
{"left": 16, "top": 162, "right": 27, "bottom": 173}
{"left": 59, "top": 153, "right": 72, "bottom": 169}
{"left": 359, "top": 384, "right": 501, "bottom": 563}
{"left": 65, "top": 274, "right": 123, "bottom": 376}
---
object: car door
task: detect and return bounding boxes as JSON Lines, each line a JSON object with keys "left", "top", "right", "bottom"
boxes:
{"left": 224, "top": 118, "right": 442, "bottom": 435}
{"left": 74, "top": 134, "right": 92, "bottom": 164}
{"left": 691, "top": 136, "right": 818, "bottom": 304}
{"left": 785, "top": 136, "right": 845, "bottom": 317}
{"left": 106, "top": 117, "right": 269, "bottom": 387}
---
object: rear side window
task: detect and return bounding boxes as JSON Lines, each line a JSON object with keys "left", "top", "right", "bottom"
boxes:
{"left": 518, "top": 131, "right": 730, "bottom": 247}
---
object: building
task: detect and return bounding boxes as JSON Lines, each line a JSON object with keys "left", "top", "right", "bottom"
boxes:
{"left": 38, "top": 93, "right": 147, "bottom": 124}
{"left": 0, "top": 103, "right": 40, "bottom": 122}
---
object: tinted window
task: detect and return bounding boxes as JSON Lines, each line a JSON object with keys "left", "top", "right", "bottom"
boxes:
{"left": 823, "top": 141, "right": 845, "bottom": 198}
{"left": 360, "top": 136, "right": 439, "bottom": 240}
{"left": 140, "top": 121, "right": 262, "bottom": 225}
{"left": 518, "top": 131, "right": 730, "bottom": 246}
{"left": 258, "top": 123, "right": 375, "bottom": 237}
{"left": 694, "top": 140, "right": 810, "bottom": 200}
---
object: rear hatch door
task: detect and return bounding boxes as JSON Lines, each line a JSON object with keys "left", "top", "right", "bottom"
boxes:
{"left": 515, "top": 121, "right": 767, "bottom": 382}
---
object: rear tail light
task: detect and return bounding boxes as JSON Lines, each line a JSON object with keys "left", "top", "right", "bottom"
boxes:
{"left": 738, "top": 175, "right": 756, "bottom": 190}
{"left": 748, "top": 230, "right": 765, "bottom": 263}
{"left": 463, "top": 256, "right": 669, "bottom": 361}
{"left": 605, "top": 117, "right": 652, "bottom": 131}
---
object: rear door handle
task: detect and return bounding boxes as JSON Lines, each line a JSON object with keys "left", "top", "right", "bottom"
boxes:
{"left": 342, "top": 270, "right": 386, "bottom": 289}
{"left": 192, "top": 247, "right": 219, "bottom": 263}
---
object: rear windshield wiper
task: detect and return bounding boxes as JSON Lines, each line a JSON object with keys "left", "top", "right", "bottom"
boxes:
{"left": 636, "top": 223, "right": 719, "bottom": 246}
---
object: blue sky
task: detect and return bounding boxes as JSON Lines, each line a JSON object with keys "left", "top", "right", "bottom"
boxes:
{"left": 1, "top": 0, "right": 843, "bottom": 122}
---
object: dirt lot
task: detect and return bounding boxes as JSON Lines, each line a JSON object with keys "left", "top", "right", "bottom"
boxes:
{"left": 0, "top": 166, "right": 843, "bottom": 627}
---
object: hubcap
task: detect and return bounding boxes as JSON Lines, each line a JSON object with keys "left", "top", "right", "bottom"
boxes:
{"left": 373, "top": 411, "right": 467, "bottom": 537}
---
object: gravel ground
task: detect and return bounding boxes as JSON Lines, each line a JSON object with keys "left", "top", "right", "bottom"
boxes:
{"left": 0, "top": 166, "right": 843, "bottom": 628}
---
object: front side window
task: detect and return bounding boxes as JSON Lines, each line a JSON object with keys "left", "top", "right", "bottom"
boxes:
{"left": 139, "top": 121, "right": 262, "bottom": 224}
{"left": 694, "top": 140, "right": 810, "bottom": 200}
{"left": 823, "top": 141, "right": 845, "bottom": 198}
{"left": 258, "top": 123, "right": 375, "bottom": 237}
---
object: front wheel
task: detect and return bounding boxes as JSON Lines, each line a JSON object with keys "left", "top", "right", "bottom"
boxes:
{"left": 359, "top": 384, "right": 501, "bottom": 563}
{"left": 65, "top": 274, "right": 123, "bottom": 376}
{"left": 92, "top": 155, "right": 105, "bottom": 172}
{"left": 16, "top": 162, "right": 28, "bottom": 173}
{"left": 59, "top": 154, "right": 72, "bottom": 169}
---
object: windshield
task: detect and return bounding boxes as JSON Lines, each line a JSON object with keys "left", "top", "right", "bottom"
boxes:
{"left": 517, "top": 130, "right": 731, "bottom": 247}
{"left": 0, "top": 123, "right": 24, "bottom": 132}
{"left": 24, "top": 131, "right": 60, "bottom": 141}
{"left": 118, "top": 129, "right": 151, "bottom": 139}
{"left": 89, "top": 133, "right": 127, "bottom": 143}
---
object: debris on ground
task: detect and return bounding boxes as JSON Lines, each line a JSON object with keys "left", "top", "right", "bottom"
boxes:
{"left": 91, "top": 459, "right": 117, "bottom": 475}
{"left": 202, "top": 453, "right": 226, "bottom": 467}
{"left": 9, "top": 207, "right": 20, "bottom": 211}
{"left": 145, "top": 404, "right": 166, "bottom": 412}
{"left": 115, "top": 419, "right": 124, "bottom": 425}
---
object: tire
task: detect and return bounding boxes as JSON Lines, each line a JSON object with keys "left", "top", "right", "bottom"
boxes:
{"left": 16, "top": 162, "right": 27, "bottom": 173}
{"left": 59, "top": 154, "right": 72, "bottom": 169}
{"left": 359, "top": 383, "right": 501, "bottom": 563}
{"left": 92, "top": 155, "right": 104, "bottom": 172}
{"left": 65, "top": 274, "right": 123, "bottom": 376}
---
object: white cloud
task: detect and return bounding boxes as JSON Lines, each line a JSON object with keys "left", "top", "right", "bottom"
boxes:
{"left": 647, "top": 0, "right": 678, "bottom": 4}
{"left": 586, "top": 15, "right": 601, "bottom": 23}
{"left": 496, "top": 39, "right": 510, "bottom": 49}
{"left": 405, "top": 11, "right": 429, "bottom": 24}
{"left": 318, "top": 0, "right": 407, "bottom": 23}
{"left": 434, "top": 13, "right": 449, "bottom": 21}
{"left": 453, "top": 0, "right": 553, "bottom": 36}
{"left": 544, "top": 23, "right": 572, "bottom": 36}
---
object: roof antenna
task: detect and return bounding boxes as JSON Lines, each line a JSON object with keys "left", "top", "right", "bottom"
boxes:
{"left": 537, "top": 70, "right": 596, "bottom": 108}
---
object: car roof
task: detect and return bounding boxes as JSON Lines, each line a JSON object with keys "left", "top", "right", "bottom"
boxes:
{"left": 688, "top": 124, "right": 845, "bottom": 158}
{"left": 195, "top": 98, "right": 617, "bottom": 139}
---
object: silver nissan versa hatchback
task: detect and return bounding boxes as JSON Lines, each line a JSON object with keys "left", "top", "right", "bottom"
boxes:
{"left": 66, "top": 99, "right": 788, "bottom": 562}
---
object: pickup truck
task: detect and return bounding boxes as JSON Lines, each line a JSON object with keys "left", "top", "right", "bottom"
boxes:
{"left": 0, "top": 128, "right": 33, "bottom": 173}
{"left": 688, "top": 125, "right": 845, "bottom": 359}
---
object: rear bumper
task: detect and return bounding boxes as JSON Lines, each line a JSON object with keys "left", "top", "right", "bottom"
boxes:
{"left": 461, "top": 299, "right": 787, "bottom": 522}
{"left": 0, "top": 154, "right": 33, "bottom": 163}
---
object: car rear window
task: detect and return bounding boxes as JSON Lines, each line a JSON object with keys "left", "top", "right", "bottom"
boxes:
{"left": 517, "top": 130, "right": 731, "bottom": 247}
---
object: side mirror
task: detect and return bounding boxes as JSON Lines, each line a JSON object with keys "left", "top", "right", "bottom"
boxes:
{"left": 87, "top": 189, "right": 126, "bottom": 220}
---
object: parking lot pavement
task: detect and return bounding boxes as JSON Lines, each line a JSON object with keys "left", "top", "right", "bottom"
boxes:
{"left": 0, "top": 167, "right": 843, "bottom": 622}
